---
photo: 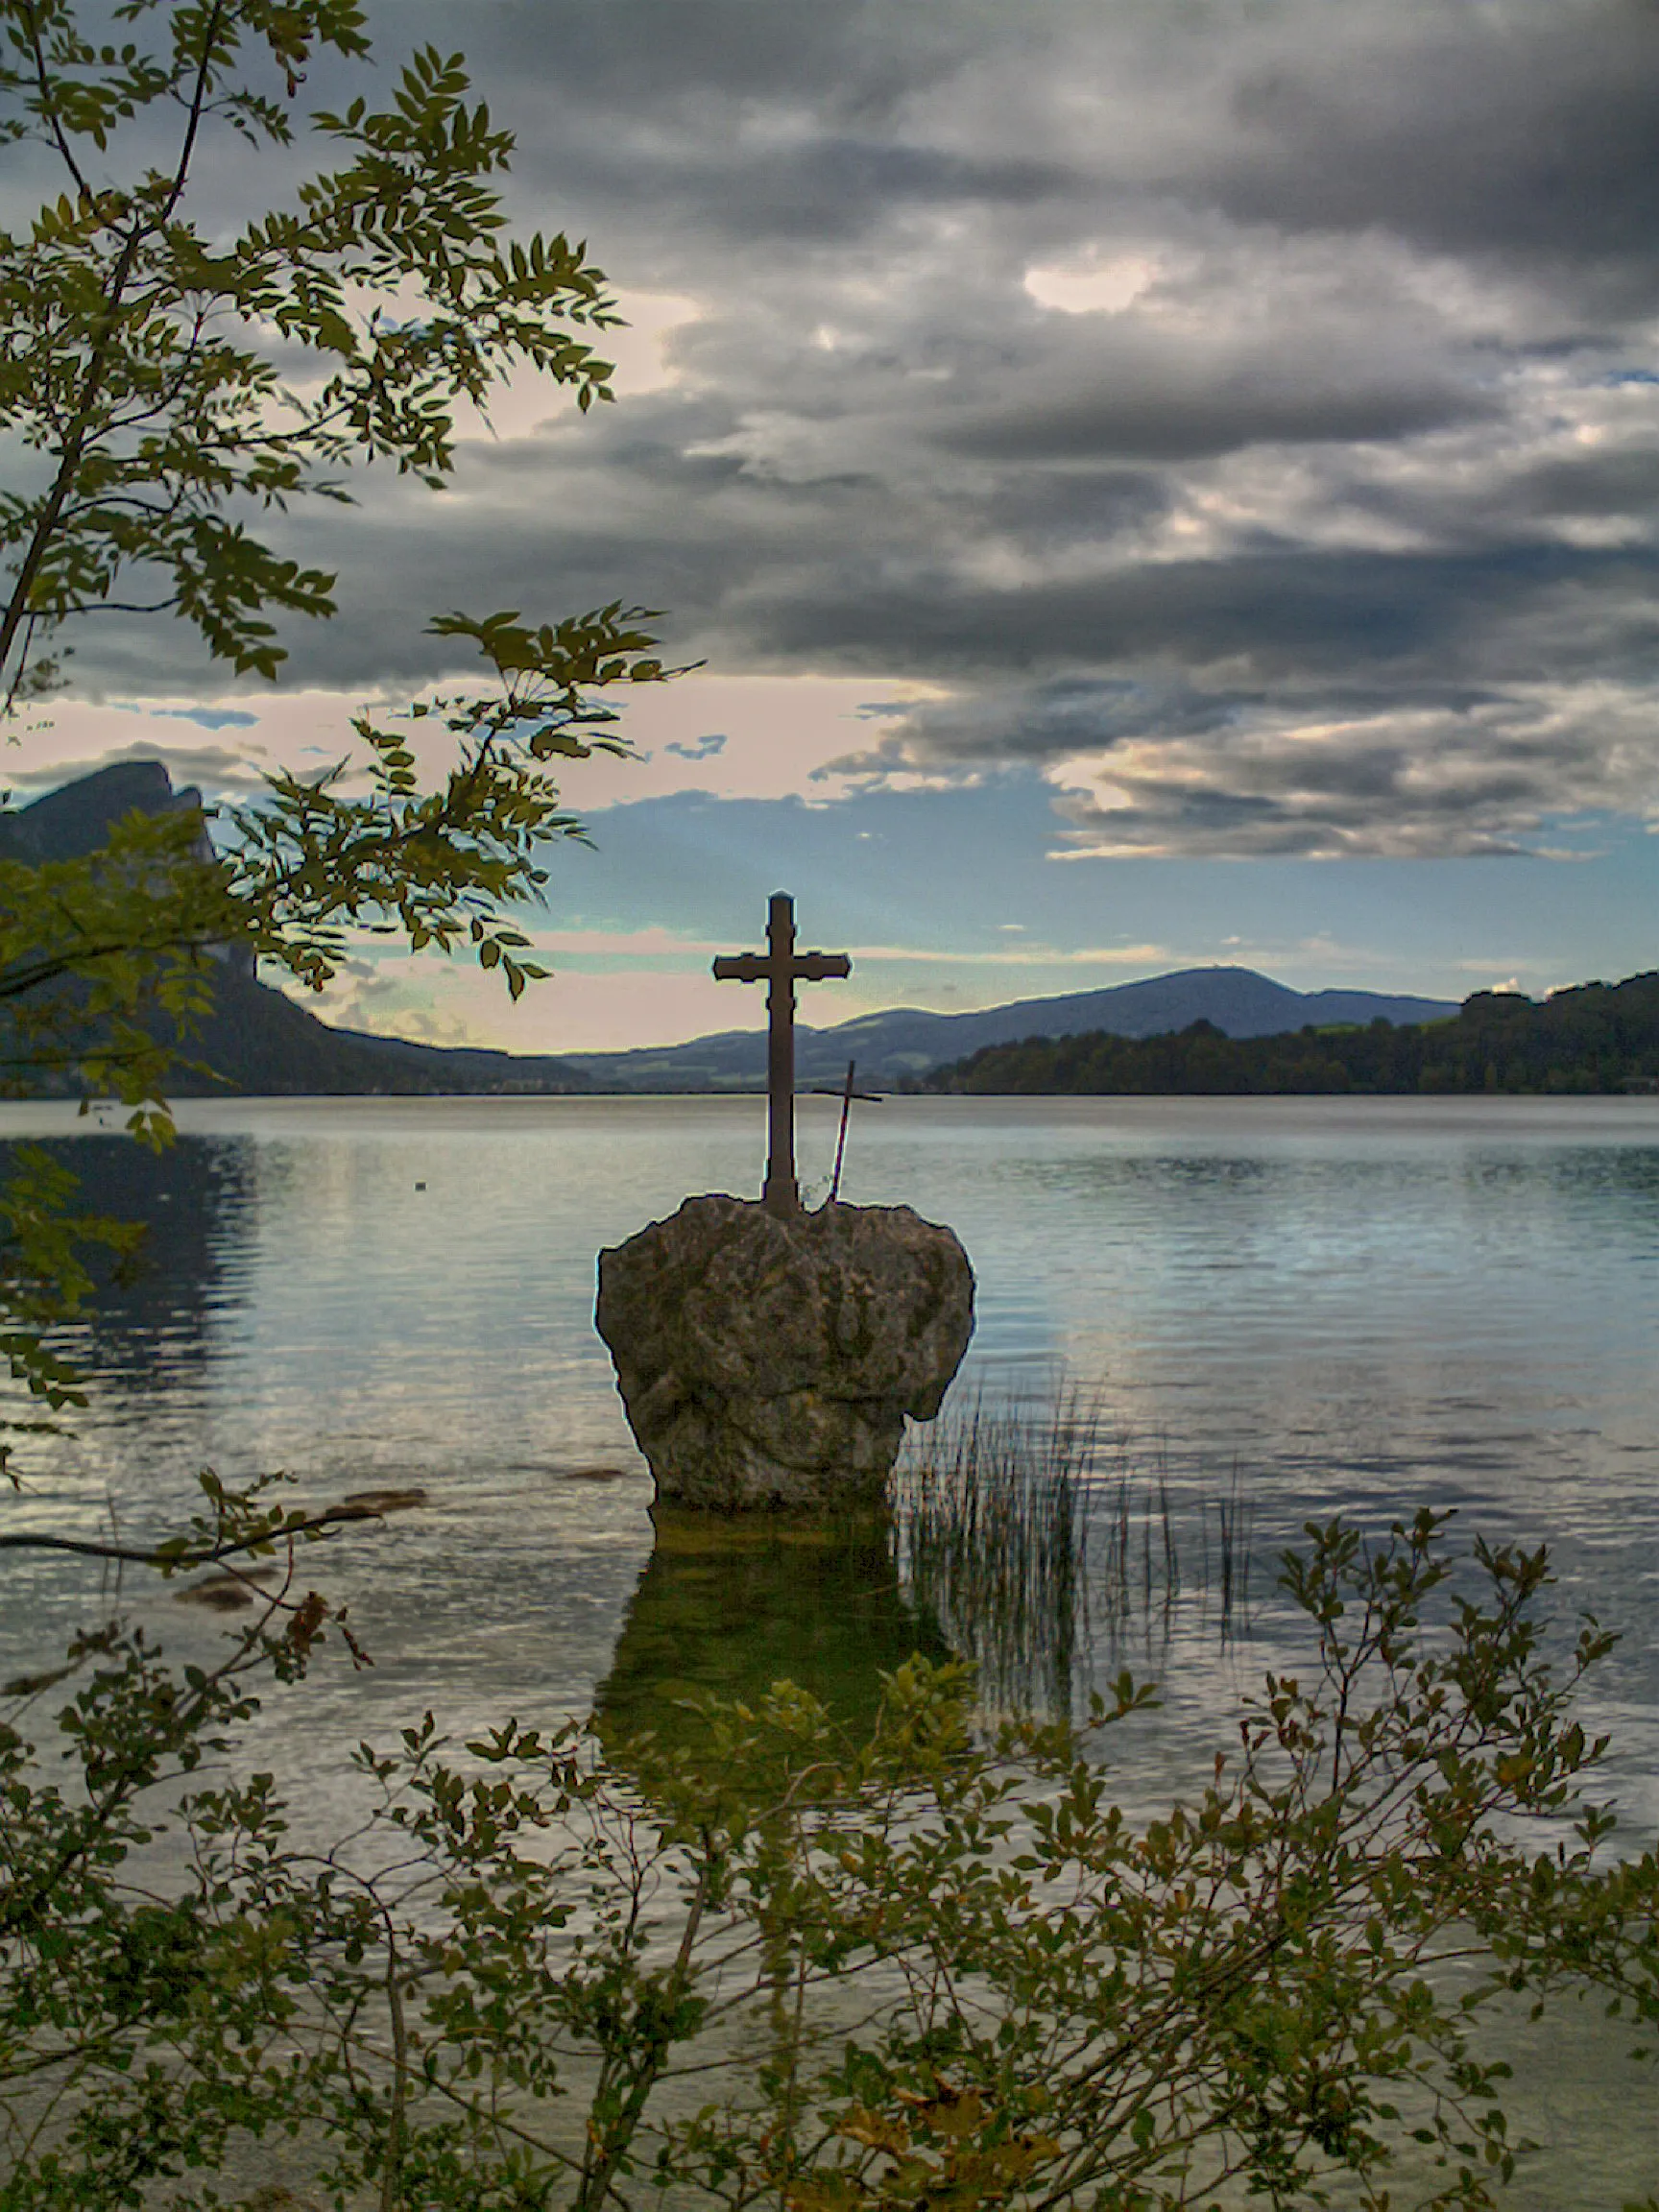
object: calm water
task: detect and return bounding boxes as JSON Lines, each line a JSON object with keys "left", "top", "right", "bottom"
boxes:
{"left": 4, "top": 1091, "right": 1656, "bottom": 1815}
{"left": 5, "top": 1094, "right": 1659, "bottom": 2201}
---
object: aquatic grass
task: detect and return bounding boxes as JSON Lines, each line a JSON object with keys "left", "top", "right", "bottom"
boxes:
{"left": 889, "top": 1385, "right": 1257, "bottom": 1715}
{"left": 887, "top": 1387, "right": 1101, "bottom": 1713}
{"left": 1214, "top": 1456, "right": 1254, "bottom": 1637}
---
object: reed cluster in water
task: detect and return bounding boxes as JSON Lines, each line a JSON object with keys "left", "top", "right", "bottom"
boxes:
{"left": 888, "top": 1385, "right": 1255, "bottom": 1714}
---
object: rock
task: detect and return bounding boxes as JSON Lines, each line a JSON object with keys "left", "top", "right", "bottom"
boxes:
{"left": 336, "top": 1486, "right": 428, "bottom": 1515}
{"left": 175, "top": 1566, "right": 278, "bottom": 1610}
{"left": 595, "top": 1194, "right": 974, "bottom": 1510}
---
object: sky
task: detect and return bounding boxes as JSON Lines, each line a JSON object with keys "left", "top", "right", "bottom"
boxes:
{"left": 11, "top": 0, "right": 1659, "bottom": 1052}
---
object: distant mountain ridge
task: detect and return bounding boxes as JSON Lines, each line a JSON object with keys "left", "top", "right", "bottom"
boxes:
{"left": 0, "top": 757, "right": 208, "bottom": 866}
{"left": 5, "top": 762, "right": 1459, "bottom": 1094}
{"left": 2, "top": 763, "right": 592, "bottom": 1097}
{"left": 561, "top": 970, "right": 1460, "bottom": 1090}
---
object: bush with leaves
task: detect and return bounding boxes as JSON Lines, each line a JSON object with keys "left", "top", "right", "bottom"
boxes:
{"left": 4, "top": 1512, "right": 1656, "bottom": 2209}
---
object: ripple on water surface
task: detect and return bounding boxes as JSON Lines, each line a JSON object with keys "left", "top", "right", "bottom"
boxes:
{"left": 2, "top": 1093, "right": 1655, "bottom": 1828}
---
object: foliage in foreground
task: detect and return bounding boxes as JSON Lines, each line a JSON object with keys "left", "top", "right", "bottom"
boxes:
{"left": 3, "top": 1510, "right": 1657, "bottom": 2210}
{"left": 1, "top": 0, "right": 621, "bottom": 709}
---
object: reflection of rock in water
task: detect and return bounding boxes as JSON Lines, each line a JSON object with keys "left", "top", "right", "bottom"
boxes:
{"left": 0, "top": 1134, "right": 252, "bottom": 1385}
{"left": 593, "top": 1509, "right": 951, "bottom": 1758}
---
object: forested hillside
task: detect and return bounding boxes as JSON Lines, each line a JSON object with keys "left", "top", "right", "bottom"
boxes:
{"left": 919, "top": 973, "right": 1659, "bottom": 1095}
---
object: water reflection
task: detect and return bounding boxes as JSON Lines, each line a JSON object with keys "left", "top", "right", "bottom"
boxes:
{"left": 592, "top": 1508, "right": 950, "bottom": 1759}
{"left": 1, "top": 1134, "right": 250, "bottom": 1423}
{"left": 2, "top": 1094, "right": 1655, "bottom": 1832}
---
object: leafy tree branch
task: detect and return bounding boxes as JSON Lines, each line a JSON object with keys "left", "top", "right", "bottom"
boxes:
{"left": 1, "top": 1, "right": 622, "bottom": 704}
{"left": 0, "top": 1, "right": 700, "bottom": 1464}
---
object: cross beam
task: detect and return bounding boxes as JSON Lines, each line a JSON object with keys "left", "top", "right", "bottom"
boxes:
{"left": 713, "top": 892, "right": 851, "bottom": 1213}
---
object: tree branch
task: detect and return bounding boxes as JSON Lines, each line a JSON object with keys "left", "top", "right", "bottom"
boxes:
{"left": 0, "top": 0, "right": 228, "bottom": 706}
{"left": 0, "top": 1500, "right": 395, "bottom": 1567}
{"left": 24, "top": 1, "right": 93, "bottom": 199}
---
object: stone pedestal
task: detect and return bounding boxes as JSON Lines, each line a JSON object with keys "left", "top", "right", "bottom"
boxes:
{"left": 595, "top": 1194, "right": 974, "bottom": 1510}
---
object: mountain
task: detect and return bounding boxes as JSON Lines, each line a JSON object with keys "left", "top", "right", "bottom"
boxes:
{"left": 5, "top": 760, "right": 1458, "bottom": 1094}
{"left": 172, "top": 966, "right": 594, "bottom": 1095}
{"left": 560, "top": 969, "right": 1460, "bottom": 1090}
{"left": 2, "top": 764, "right": 591, "bottom": 1097}
{"left": 0, "top": 757, "right": 210, "bottom": 867}
{"left": 920, "top": 973, "right": 1659, "bottom": 1097}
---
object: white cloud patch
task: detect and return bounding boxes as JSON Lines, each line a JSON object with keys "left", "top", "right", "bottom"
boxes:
{"left": 8, "top": 674, "right": 947, "bottom": 813}
{"left": 1023, "top": 250, "right": 1168, "bottom": 317}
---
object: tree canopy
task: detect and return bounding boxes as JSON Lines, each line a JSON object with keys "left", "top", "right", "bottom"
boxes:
{"left": 1, "top": 1, "right": 621, "bottom": 704}
{"left": 920, "top": 974, "right": 1659, "bottom": 1096}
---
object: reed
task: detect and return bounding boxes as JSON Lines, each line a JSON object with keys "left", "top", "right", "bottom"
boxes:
{"left": 888, "top": 1387, "right": 1096, "bottom": 1712}
{"left": 888, "top": 1385, "right": 1255, "bottom": 1714}
{"left": 1214, "top": 1457, "right": 1254, "bottom": 1635}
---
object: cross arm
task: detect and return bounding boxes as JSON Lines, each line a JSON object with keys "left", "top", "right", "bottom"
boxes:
{"left": 795, "top": 951, "right": 852, "bottom": 981}
{"left": 712, "top": 953, "right": 768, "bottom": 981}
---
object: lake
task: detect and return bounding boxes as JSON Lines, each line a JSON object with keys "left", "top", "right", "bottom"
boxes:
{"left": 5, "top": 1092, "right": 1659, "bottom": 2200}
{"left": 3, "top": 1088, "right": 1659, "bottom": 1778}
{"left": 4, "top": 1094, "right": 1657, "bottom": 1808}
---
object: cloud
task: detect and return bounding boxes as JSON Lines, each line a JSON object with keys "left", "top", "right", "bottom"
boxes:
{"left": 1043, "top": 687, "right": 1659, "bottom": 860}
{"left": 12, "top": 0, "right": 1659, "bottom": 863}
{"left": 1197, "top": 3, "right": 1659, "bottom": 287}
{"left": 925, "top": 314, "right": 1494, "bottom": 465}
{"left": 3, "top": 736, "right": 275, "bottom": 803}
{"left": 150, "top": 707, "right": 261, "bottom": 731}
{"left": 12, "top": 672, "right": 956, "bottom": 818}
{"left": 831, "top": 670, "right": 1659, "bottom": 859}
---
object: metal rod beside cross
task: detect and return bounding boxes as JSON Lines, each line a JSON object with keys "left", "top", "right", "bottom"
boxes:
{"left": 811, "top": 1059, "right": 884, "bottom": 1204}
{"left": 713, "top": 892, "right": 851, "bottom": 1213}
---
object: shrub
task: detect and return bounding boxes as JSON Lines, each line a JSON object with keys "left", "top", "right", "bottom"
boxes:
{"left": 3, "top": 1511, "right": 1656, "bottom": 2209}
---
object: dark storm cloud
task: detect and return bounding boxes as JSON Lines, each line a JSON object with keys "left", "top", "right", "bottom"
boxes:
{"left": 767, "top": 546, "right": 1659, "bottom": 682}
{"left": 1503, "top": 441, "right": 1659, "bottom": 522}
{"left": 1204, "top": 3, "right": 1659, "bottom": 285}
{"left": 25, "top": 0, "right": 1659, "bottom": 857}
{"left": 567, "top": 139, "right": 1076, "bottom": 246}
{"left": 929, "top": 363, "right": 1492, "bottom": 463}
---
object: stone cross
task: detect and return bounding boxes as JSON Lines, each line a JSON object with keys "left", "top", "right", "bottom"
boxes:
{"left": 713, "top": 892, "right": 851, "bottom": 1214}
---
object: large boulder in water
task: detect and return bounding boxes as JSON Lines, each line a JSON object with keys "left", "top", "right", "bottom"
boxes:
{"left": 595, "top": 1194, "right": 974, "bottom": 1510}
